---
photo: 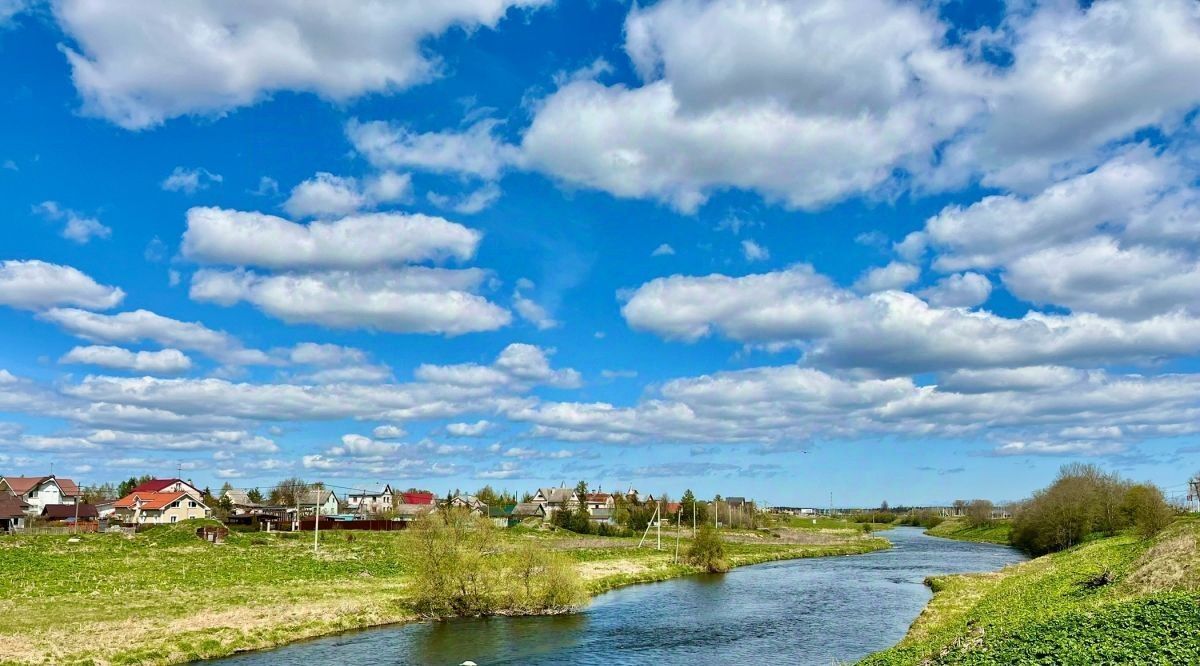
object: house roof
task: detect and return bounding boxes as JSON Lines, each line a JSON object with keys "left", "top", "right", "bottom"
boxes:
{"left": 537, "top": 487, "right": 577, "bottom": 504}
{"left": 393, "top": 503, "right": 436, "bottom": 518}
{"left": 512, "top": 502, "right": 545, "bottom": 517}
{"left": 42, "top": 504, "right": 98, "bottom": 520}
{"left": 2, "top": 476, "right": 79, "bottom": 497}
{"left": 348, "top": 484, "right": 392, "bottom": 499}
{"left": 299, "top": 489, "right": 337, "bottom": 506}
{"left": 665, "top": 502, "right": 682, "bottom": 515}
{"left": 400, "top": 491, "right": 435, "bottom": 505}
{"left": 585, "top": 493, "right": 612, "bottom": 503}
{"left": 114, "top": 491, "right": 197, "bottom": 511}
{"left": 130, "top": 478, "right": 188, "bottom": 494}
{"left": 488, "top": 504, "right": 516, "bottom": 518}
{"left": 222, "top": 489, "right": 260, "bottom": 507}
{"left": 0, "top": 494, "right": 29, "bottom": 518}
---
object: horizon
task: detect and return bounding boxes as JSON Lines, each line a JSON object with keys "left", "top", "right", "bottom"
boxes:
{"left": 2, "top": 0, "right": 1200, "bottom": 508}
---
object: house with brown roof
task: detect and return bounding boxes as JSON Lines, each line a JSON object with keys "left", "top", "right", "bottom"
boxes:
{"left": 113, "top": 490, "right": 210, "bottom": 525}
{"left": 532, "top": 486, "right": 580, "bottom": 518}
{"left": 0, "top": 476, "right": 79, "bottom": 515}
{"left": 584, "top": 492, "right": 615, "bottom": 513}
{"left": 41, "top": 504, "right": 99, "bottom": 523}
{"left": 0, "top": 495, "right": 29, "bottom": 532}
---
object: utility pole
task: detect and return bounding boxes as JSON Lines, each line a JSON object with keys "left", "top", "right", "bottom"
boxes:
{"left": 657, "top": 501, "right": 662, "bottom": 551}
{"left": 313, "top": 488, "right": 320, "bottom": 554}
{"left": 674, "top": 510, "right": 681, "bottom": 563}
{"left": 73, "top": 486, "right": 80, "bottom": 535}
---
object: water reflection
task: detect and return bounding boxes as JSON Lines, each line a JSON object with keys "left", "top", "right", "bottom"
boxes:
{"left": 214, "top": 528, "right": 1025, "bottom": 666}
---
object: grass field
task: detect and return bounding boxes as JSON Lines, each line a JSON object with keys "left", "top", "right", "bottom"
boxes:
{"left": 0, "top": 521, "right": 887, "bottom": 665}
{"left": 861, "top": 518, "right": 1200, "bottom": 665}
{"left": 924, "top": 518, "right": 1012, "bottom": 545}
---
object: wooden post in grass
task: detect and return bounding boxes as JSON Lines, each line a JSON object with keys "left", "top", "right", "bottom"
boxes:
{"left": 313, "top": 488, "right": 320, "bottom": 554}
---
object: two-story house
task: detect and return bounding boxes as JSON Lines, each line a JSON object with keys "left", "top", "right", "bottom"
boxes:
{"left": 345, "top": 484, "right": 394, "bottom": 515}
{"left": 532, "top": 486, "right": 580, "bottom": 518}
{"left": 113, "top": 489, "right": 210, "bottom": 525}
{"left": 0, "top": 476, "right": 79, "bottom": 515}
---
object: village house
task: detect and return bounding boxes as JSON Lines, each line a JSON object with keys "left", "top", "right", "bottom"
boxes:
{"left": 488, "top": 504, "right": 516, "bottom": 527}
{"left": 220, "top": 489, "right": 263, "bottom": 516}
{"left": 447, "top": 494, "right": 488, "bottom": 514}
{"left": 41, "top": 503, "right": 99, "bottom": 524}
{"left": 345, "top": 484, "right": 393, "bottom": 515}
{"left": 298, "top": 489, "right": 340, "bottom": 516}
{"left": 584, "top": 491, "right": 615, "bottom": 513}
{"left": 532, "top": 486, "right": 580, "bottom": 517}
{"left": 0, "top": 495, "right": 29, "bottom": 532}
{"left": 392, "top": 503, "right": 436, "bottom": 523}
{"left": 400, "top": 490, "right": 436, "bottom": 505}
{"left": 113, "top": 490, "right": 210, "bottom": 525}
{"left": 129, "top": 478, "right": 202, "bottom": 497}
{"left": 0, "top": 476, "right": 79, "bottom": 515}
{"left": 510, "top": 502, "right": 546, "bottom": 524}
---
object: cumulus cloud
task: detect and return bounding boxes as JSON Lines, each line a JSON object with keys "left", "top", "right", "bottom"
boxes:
{"left": 426, "top": 183, "right": 502, "bottom": 215}
{"left": 33, "top": 201, "right": 111, "bottom": 244}
{"left": 741, "top": 239, "right": 769, "bottom": 262}
{"left": 512, "top": 279, "right": 558, "bottom": 330}
{"left": 0, "top": 260, "right": 124, "bottom": 311}
{"left": 918, "top": 272, "right": 992, "bottom": 308}
{"left": 190, "top": 267, "right": 510, "bottom": 335}
{"left": 182, "top": 207, "right": 480, "bottom": 270}
{"left": 853, "top": 261, "right": 919, "bottom": 293}
{"left": 651, "top": 243, "right": 675, "bottom": 257}
{"left": 621, "top": 264, "right": 1200, "bottom": 374}
{"left": 161, "top": 166, "right": 222, "bottom": 194}
{"left": 282, "top": 171, "right": 411, "bottom": 218}
{"left": 347, "top": 118, "right": 519, "bottom": 180}
{"left": 60, "top": 345, "right": 192, "bottom": 374}
{"left": 54, "top": 0, "right": 550, "bottom": 129}
{"left": 446, "top": 420, "right": 491, "bottom": 437}
{"left": 415, "top": 343, "right": 580, "bottom": 389}
{"left": 38, "top": 307, "right": 271, "bottom": 365}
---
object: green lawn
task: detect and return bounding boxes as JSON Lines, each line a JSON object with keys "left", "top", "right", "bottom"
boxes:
{"left": 861, "top": 518, "right": 1200, "bottom": 665}
{"left": 925, "top": 518, "right": 1012, "bottom": 545}
{"left": 0, "top": 520, "right": 887, "bottom": 665}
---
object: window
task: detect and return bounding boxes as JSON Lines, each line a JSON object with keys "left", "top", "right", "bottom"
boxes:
{"left": 171, "top": 516, "right": 177, "bottom": 523}
{"left": 28, "top": 490, "right": 37, "bottom": 498}
{"left": 188, "top": 501, "right": 197, "bottom": 508}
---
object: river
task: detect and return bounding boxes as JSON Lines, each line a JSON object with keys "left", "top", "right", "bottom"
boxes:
{"left": 214, "top": 527, "right": 1024, "bottom": 665}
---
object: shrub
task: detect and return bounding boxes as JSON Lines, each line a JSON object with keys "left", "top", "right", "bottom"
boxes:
{"left": 1011, "top": 464, "right": 1143, "bottom": 555}
{"left": 897, "top": 510, "right": 944, "bottom": 529}
{"left": 1122, "top": 484, "right": 1173, "bottom": 539}
{"left": 687, "top": 524, "right": 729, "bottom": 573}
{"left": 965, "top": 499, "right": 995, "bottom": 528}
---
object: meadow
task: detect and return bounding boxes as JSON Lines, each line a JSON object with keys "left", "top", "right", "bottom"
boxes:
{"left": 0, "top": 520, "right": 886, "bottom": 665}
{"left": 861, "top": 518, "right": 1200, "bottom": 665}
{"left": 924, "top": 518, "right": 1012, "bottom": 545}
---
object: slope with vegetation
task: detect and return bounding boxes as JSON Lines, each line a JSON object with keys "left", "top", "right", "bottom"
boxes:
{"left": 863, "top": 465, "right": 1196, "bottom": 665}
{"left": 924, "top": 518, "right": 1012, "bottom": 545}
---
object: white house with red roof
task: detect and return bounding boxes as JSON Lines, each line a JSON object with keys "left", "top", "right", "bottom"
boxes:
{"left": 0, "top": 475, "right": 80, "bottom": 515}
{"left": 128, "top": 478, "right": 202, "bottom": 497}
{"left": 113, "top": 489, "right": 210, "bottom": 525}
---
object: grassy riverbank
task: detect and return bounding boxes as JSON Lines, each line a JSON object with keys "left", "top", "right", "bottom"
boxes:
{"left": 0, "top": 521, "right": 887, "bottom": 665}
{"left": 862, "top": 518, "right": 1200, "bottom": 665}
{"left": 924, "top": 518, "right": 1012, "bottom": 545}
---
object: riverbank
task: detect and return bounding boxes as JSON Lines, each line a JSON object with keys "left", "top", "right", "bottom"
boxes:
{"left": 923, "top": 517, "right": 1012, "bottom": 545}
{"left": 861, "top": 518, "right": 1200, "bottom": 664}
{"left": 0, "top": 521, "right": 887, "bottom": 665}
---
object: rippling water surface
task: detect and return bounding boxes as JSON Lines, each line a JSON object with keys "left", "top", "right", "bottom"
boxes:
{"left": 215, "top": 527, "right": 1025, "bottom": 666}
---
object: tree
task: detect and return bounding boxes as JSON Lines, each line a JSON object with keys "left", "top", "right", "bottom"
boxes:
{"left": 681, "top": 489, "right": 708, "bottom": 527}
{"left": 270, "top": 477, "right": 309, "bottom": 505}
{"left": 117, "top": 475, "right": 152, "bottom": 498}
{"left": 965, "top": 499, "right": 994, "bottom": 528}
{"left": 247, "top": 487, "right": 263, "bottom": 504}
{"left": 687, "top": 524, "right": 728, "bottom": 573}
{"left": 881, "top": 500, "right": 889, "bottom": 512}
{"left": 1011, "top": 464, "right": 1139, "bottom": 555}
{"left": 1122, "top": 484, "right": 1172, "bottom": 539}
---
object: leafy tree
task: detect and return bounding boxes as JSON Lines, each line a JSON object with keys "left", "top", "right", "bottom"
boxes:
{"left": 117, "top": 475, "right": 152, "bottom": 497}
{"left": 881, "top": 500, "right": 889, "bottom": 511}
{"left": 81, "top": 482, "right": 116, "bottom": 504}
{"left": 1122, "top": 484, "right": 1173, "bottom": 539}
{"left": 687, "top": 524, "right": 729, "bottom": 573}
{"left": 246, "top": 487, "right": 263, "bottom": 503}
{"left": 270, "top": 477, "right": 309, "bottom": 505}
{"left": 1012, "top": 464, "right": 1140, "bottom": 555}
{"left": 681, "top": 489, "right": 708, "bottom": 527}
{"left": 965, "top": 499, "right": 995, "bottom": 527}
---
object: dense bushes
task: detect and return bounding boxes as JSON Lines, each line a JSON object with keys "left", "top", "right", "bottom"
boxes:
{"left": 687, "top": 524, "right": 729, "bottom": 573}
{"left": 897, "top": 510, "right": 944, "bottom": 529}
{"left": 410, "top": 509, "right": 585, "bottom": 618}
{"left": 850, "top": 511, "right": 897, "bottom": 524}
{"left": 1011, "top": 464, "right": 1174, "bottom": 555}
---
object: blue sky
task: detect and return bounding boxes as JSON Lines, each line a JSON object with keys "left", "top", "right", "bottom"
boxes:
{"left": 1, "top": 0, "right": 1199, "bottom": 506}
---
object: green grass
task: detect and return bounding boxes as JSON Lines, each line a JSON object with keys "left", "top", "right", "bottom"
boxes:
{"left": 0, "top": 519, "right": 888, "bottom": 665}
{"left": 779, "top": 515, "right": 894, "bottom": 532}
{"left": 925, "top": 518, "right": 1012, "bottom": 545}
{"left": 861, "top": 518, "right": 1200, "bottom": 665}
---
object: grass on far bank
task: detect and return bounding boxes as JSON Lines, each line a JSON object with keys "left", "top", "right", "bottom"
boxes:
{"left": 779, "top": 515, "right": 895, "bottom": 533}
{"left": 925, "top": 518, "right": 1012, "bottom": 545}
{"left": 861, "top": 517, "right": 1200, "bottom": 665}
{"left": 0, "top": 519, "right": 887, "bottom": 666}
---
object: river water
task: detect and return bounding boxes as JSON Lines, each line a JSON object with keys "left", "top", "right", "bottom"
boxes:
{"left": 215, "top": 527, "right": 1024, "bottom": 666}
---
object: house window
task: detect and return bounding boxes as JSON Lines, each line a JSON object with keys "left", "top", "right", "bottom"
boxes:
{"left": 171, "top": 516, "right": 177, "bottom": 523}
{"left": 188, "top": 501, "right": 197, "bottom": 508}
{"left": 28, "top": 490, "right": 37, "bottom": 498}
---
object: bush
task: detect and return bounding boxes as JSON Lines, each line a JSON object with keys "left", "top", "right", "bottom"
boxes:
{"left": 410, "top": 508, "right": 585, "bottom": 618}
{"left": 965, "top": 499, "right": 995, "bottom": 528}
{"left": 1011, "top": 464, "right": 1147, "bottom": 555}
{"left": 1122, "top": 484, "right": 1173, "bottom": 539}
{"left": 687, "top": 524, "right": 729, "bottom": 573}
{"left": 897, "top": 510, "right": 944, "bottom": 529}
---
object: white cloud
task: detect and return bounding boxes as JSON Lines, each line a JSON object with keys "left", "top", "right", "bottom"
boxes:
{"left": 0, "top": 260, "right": 124, "bottom": 311}
{"left": 445, "top": 420, "right": 491, "bottom": 437}
{"left": 54, "top": 0, "right": 550, "bottom": 129}
{"left": 183, "top": 207, "right": 480, "bottom": 270}
{"left": 372, "top": 424, "right": 407, "bottom": 439}
{"left": 621, "top": 264, "right": 1200, "bottom": 374}
{"left": 741, "top": 239, "right": 769, "bottom": 262}
{"left": 38, "top": 307, "right": 271, "bottom": 365}
{"left": 190, "top": 267, "right": 510, "bottom": 335}
{"left": 347, "top": 119, "right": 519, "bottom": 180}
{"left": 33, "top": 201, "right": 111, "bottom": 244}
{"left": 416, "top": 343, "right": 580, "bottom": 389}
{"left": 853, "top": 261, "right": 919, "bottom": 293}
{"left": 282, "top": 171, "right": 411, "bottom": 218}
{"left": 918, "top": 272, "right": 992, "bottom": 308}
{"left": 161, "top": 166, "right": 222, "bottom": 194}
{"left": 60, "top": 345, "right": 192, "bottom": 374}
{"left": 512, "top": 279, "right": 558, "bottom": 330}
{"left": 651, "top": 243, "right": 674, "bottom": 257}
{"left": 427, "top": 183, "right": 501, "bottom": 215}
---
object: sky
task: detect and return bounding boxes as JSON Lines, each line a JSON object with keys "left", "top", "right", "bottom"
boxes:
{"left": 1, "top": 0, "right": 1199, "bottom": 507}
